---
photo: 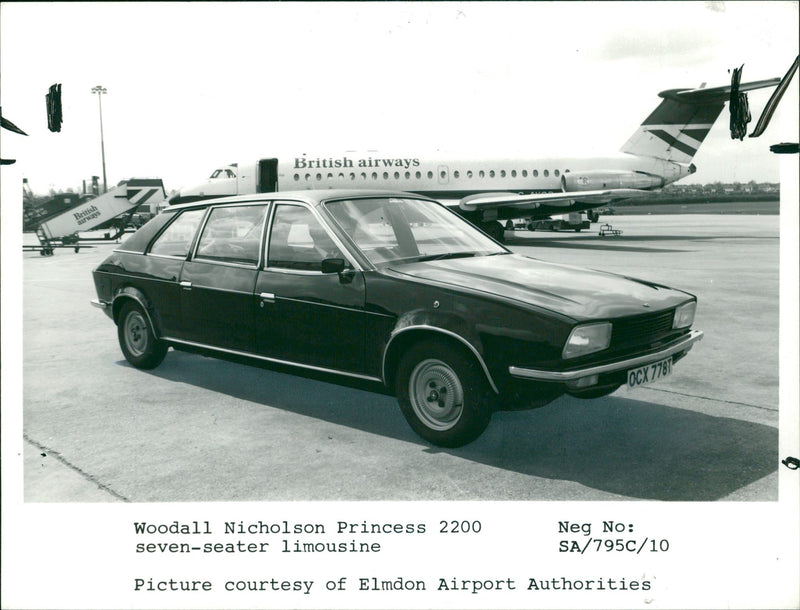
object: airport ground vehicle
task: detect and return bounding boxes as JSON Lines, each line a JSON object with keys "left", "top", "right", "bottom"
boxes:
{"left": 527, "top": 213, "right": 591, "bottom": 232}
{"left": 91, "top": 190, "right": 703, "bottom": 447}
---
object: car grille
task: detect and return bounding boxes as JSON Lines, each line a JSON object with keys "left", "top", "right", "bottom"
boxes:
{"left": 610, "top": 309, "right": 675, "bottom": 349}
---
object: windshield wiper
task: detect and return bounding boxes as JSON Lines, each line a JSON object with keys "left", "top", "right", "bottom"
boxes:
{"left": 415, "top": 252, "right": 480, "bottom": 262}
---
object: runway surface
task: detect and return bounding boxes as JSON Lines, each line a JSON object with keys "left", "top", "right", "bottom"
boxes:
{"left": 19, "top": 214, "right": 781, "bottom": 502}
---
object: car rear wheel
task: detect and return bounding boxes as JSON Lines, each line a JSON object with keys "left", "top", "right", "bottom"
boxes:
{"left": 396, "top": 339, "right": 493, "bottom": 447}
{"left": 117, "top": 301, "right": 167, "bottom": 369}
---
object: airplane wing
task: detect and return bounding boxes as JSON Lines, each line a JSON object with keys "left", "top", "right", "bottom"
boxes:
{"left": 664, "top": 78, "right": 781, "bottom": 102}
{"left": 458, "top": 189, "right": 651, "bottom": 212}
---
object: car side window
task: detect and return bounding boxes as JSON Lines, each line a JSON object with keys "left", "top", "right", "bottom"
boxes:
{"left": 149, "top": 209, "right": 205, "bottom": 257}
{"left": 267, "top": 204, "right": 344, "bottom": 271}
{"left": 194, "top": 204, "right": 268, "bottom": 265}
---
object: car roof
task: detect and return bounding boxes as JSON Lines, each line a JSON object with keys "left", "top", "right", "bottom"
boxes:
{"left": 167, "top": 189, "right": 435, "bottom": 211}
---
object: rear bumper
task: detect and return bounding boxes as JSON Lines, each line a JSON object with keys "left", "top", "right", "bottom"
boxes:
{"left": 508, "top": 329, "right": 703, "bottom": 382}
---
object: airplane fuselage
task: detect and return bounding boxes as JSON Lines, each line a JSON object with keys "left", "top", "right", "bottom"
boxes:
{"left": 168, "top": 76, "right": 780, "bottom": 239}
{"left": 177, "top": 152, "right": 689, "bottom": 223}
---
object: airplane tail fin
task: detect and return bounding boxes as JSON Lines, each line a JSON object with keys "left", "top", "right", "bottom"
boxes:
{"left": 621, "top": 78, "right": 780, "bottom": 163}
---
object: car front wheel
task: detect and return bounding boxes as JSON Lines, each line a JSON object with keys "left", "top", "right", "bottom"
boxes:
{"left": 396, "top": 339, "right": 493, "bottom": 447}
{"left": 117, "top": 301, "right": 168, "bottom": 369}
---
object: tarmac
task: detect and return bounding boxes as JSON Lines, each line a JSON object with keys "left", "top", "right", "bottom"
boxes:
{"left": 16, "top": 214, "right": 786, "bottom": 502}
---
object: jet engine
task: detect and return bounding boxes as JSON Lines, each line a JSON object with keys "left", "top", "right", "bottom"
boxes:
{"left": 561, "top": 170, "right": 664, "bottom": 192}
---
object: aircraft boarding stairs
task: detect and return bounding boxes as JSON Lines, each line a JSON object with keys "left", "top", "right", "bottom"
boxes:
{"left": 26, "top": 178, "right": 166, "bottom": 256}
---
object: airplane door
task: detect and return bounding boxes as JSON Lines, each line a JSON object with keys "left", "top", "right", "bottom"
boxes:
{"left": 437, "top": 165, "right": 449, "bottom": 185}
{"left": 258, "top": 158, "right": 279, "bottom": 193}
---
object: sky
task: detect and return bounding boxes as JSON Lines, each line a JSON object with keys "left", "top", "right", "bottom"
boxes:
{"left": 1, "top": 1, "right": 798, "bottom": 195}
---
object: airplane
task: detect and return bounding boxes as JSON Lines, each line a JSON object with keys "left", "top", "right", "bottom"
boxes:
{"left": 167, "top": 77, "right": 781, "bottom": 241}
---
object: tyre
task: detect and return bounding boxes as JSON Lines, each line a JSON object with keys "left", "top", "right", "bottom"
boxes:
{"left": 396, "top": 339, "right": 494, "bottom": 447}
{"left": 488, "top": 221, "right": 505, "bottom": 242}
{"left": 117, "top": 301, "right": 168, "bottom": 369}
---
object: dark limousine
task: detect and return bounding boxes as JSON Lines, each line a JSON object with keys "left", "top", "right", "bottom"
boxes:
{"left": 92, "top": 190, "right": 702, "bottom": 447}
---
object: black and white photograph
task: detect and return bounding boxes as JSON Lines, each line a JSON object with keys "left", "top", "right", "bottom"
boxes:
{"left": 2, "top": 2, "right": 798, "bottom": 609}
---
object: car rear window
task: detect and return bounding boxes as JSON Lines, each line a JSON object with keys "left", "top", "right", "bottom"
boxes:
{"left": 149, "top": 208, "right": 205, "bottom": 258}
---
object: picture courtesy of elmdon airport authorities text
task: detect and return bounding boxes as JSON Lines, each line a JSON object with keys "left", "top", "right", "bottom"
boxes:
{"left": 131, "top": 518, "right": 665, "bottom": 598}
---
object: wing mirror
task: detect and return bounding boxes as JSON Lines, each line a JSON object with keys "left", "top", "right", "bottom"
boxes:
{"left": 321, "top": 258, "right": 355, "bottom": 284}
{"left": 321, "top": 258, "right": 346, "bottom": 274}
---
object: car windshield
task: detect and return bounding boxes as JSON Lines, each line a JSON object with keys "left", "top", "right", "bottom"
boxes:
{"left": 323, "top": 197, "right": 507, "bottom": 266}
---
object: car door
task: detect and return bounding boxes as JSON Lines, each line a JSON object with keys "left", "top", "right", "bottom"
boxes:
{"left": 140, "top": 207, "right": 207, "bottom": 338}
{"left": 178, "top": 202, "right": 269, "bottom": 352}
{"left": 253, "top": 202, "right": 367, "bottom": 374}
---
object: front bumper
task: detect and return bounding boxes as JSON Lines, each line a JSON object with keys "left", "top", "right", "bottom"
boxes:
{"left": 508, "top": 329, "right": 703, "bottom": 382}
{"left": 91, "top": 299, "right": 113, "bottom": 319}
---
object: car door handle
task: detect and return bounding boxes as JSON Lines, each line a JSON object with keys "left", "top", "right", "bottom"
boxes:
{"left": 259, "top": 292, "right": 275, "bottom": 304}
{"left": 180, "top": 281, "right": 192, "bottom": 290}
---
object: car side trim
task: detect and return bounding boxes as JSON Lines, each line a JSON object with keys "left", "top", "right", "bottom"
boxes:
{"left": 382, "top": 325, "right": 500, "bottom": 394}
{"left": 160, "top": 336, "right": 384, "bottom": 384}
{"left": 509, "top": 330, "right": 703, "bottom": 381}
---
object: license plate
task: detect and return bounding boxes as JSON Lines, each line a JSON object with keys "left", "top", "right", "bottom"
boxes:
{"left": 627, "top": 357, "right": 672, "bottom": 388}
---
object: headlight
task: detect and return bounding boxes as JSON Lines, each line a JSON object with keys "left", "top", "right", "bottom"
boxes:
{"left": 563, "top": 322, "right": 612, "bottom": 359}
{"left": 673, "top": 301, "right": 696, "bottom": 329}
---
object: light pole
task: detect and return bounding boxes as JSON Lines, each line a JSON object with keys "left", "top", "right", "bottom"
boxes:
{"left": 91, "top": 85, "right": 108, "bottom": 193}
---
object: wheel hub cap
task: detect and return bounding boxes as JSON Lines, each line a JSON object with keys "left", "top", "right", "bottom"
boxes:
{"left": 125, "top": 312, "right": 148, "bottom": 357}
{"left": 409, "top": 359, "right": 464, "bottom": 431}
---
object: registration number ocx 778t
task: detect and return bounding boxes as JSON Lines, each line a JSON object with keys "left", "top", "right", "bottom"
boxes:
{"left": 627, "top": 357, "right": 673, "bottom": 388}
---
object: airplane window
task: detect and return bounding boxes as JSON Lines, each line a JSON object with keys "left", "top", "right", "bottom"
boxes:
{"left": 415, "top": 171, "right": 421, "bottom": 179}
{"left": 427, "top": 171, "right": 433, "bottom": 179}
{"left": 479, "top": 171, "right": 485, "bottom": 178}
{"left": 338, "top": 173, "right": 344, "bottom": 180}
{"left": 405, "top": 171, "right": 410, "bottom": 179}
{"left": 361, "top": 173, "right": 367, "bottom": 180}
{"left": 294, "top": 174, "right": 300, "bottom": 181}
{"left": 511, "top": 170, "right": 517, "bottom": 178}
{"left": 327, "top": 173, "right": 333, "bottom": 180}
{"left": 305, "top": 174, "right": 311, "bottom": 182}
{"left": 316, "top": 173, "right": 322, "bottom": 181}
{"left": 394, "top": 172, "right": 400, "bottom": 179}
{"left": 554, "top": 169, "right": 560, "bottom": 177}
{"left": 225, "top": 169, "right": 236, "bottom": 178}
{"left": 544, "top": 170, "right": 550, "bottom": 177}
{"left": 372, "top": 172, "right": 378, "bottom": 180}
{"left": 467, "top": 170, "right": 473, "bottom": 179}
{"left": 501, "top": 170, "right": 506, "bottom": 178}
{"left": 522, "top": 170, "right": 528, "bottom": 177}
{"left": 350, "top": 173, "right": 356, "bottom": 181}
{"left": 454, "top": 171, "right": 460, "bottom": 179}
{"left": 533, "top": 170, "right": 539, "bottom": 177}
{"left": 489, "top": 170, "right": 495, "bottom": 178}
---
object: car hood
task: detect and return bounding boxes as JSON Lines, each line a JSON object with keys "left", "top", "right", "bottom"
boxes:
{"left": 388, "top": 253, "right": 693, "bottom": 320}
